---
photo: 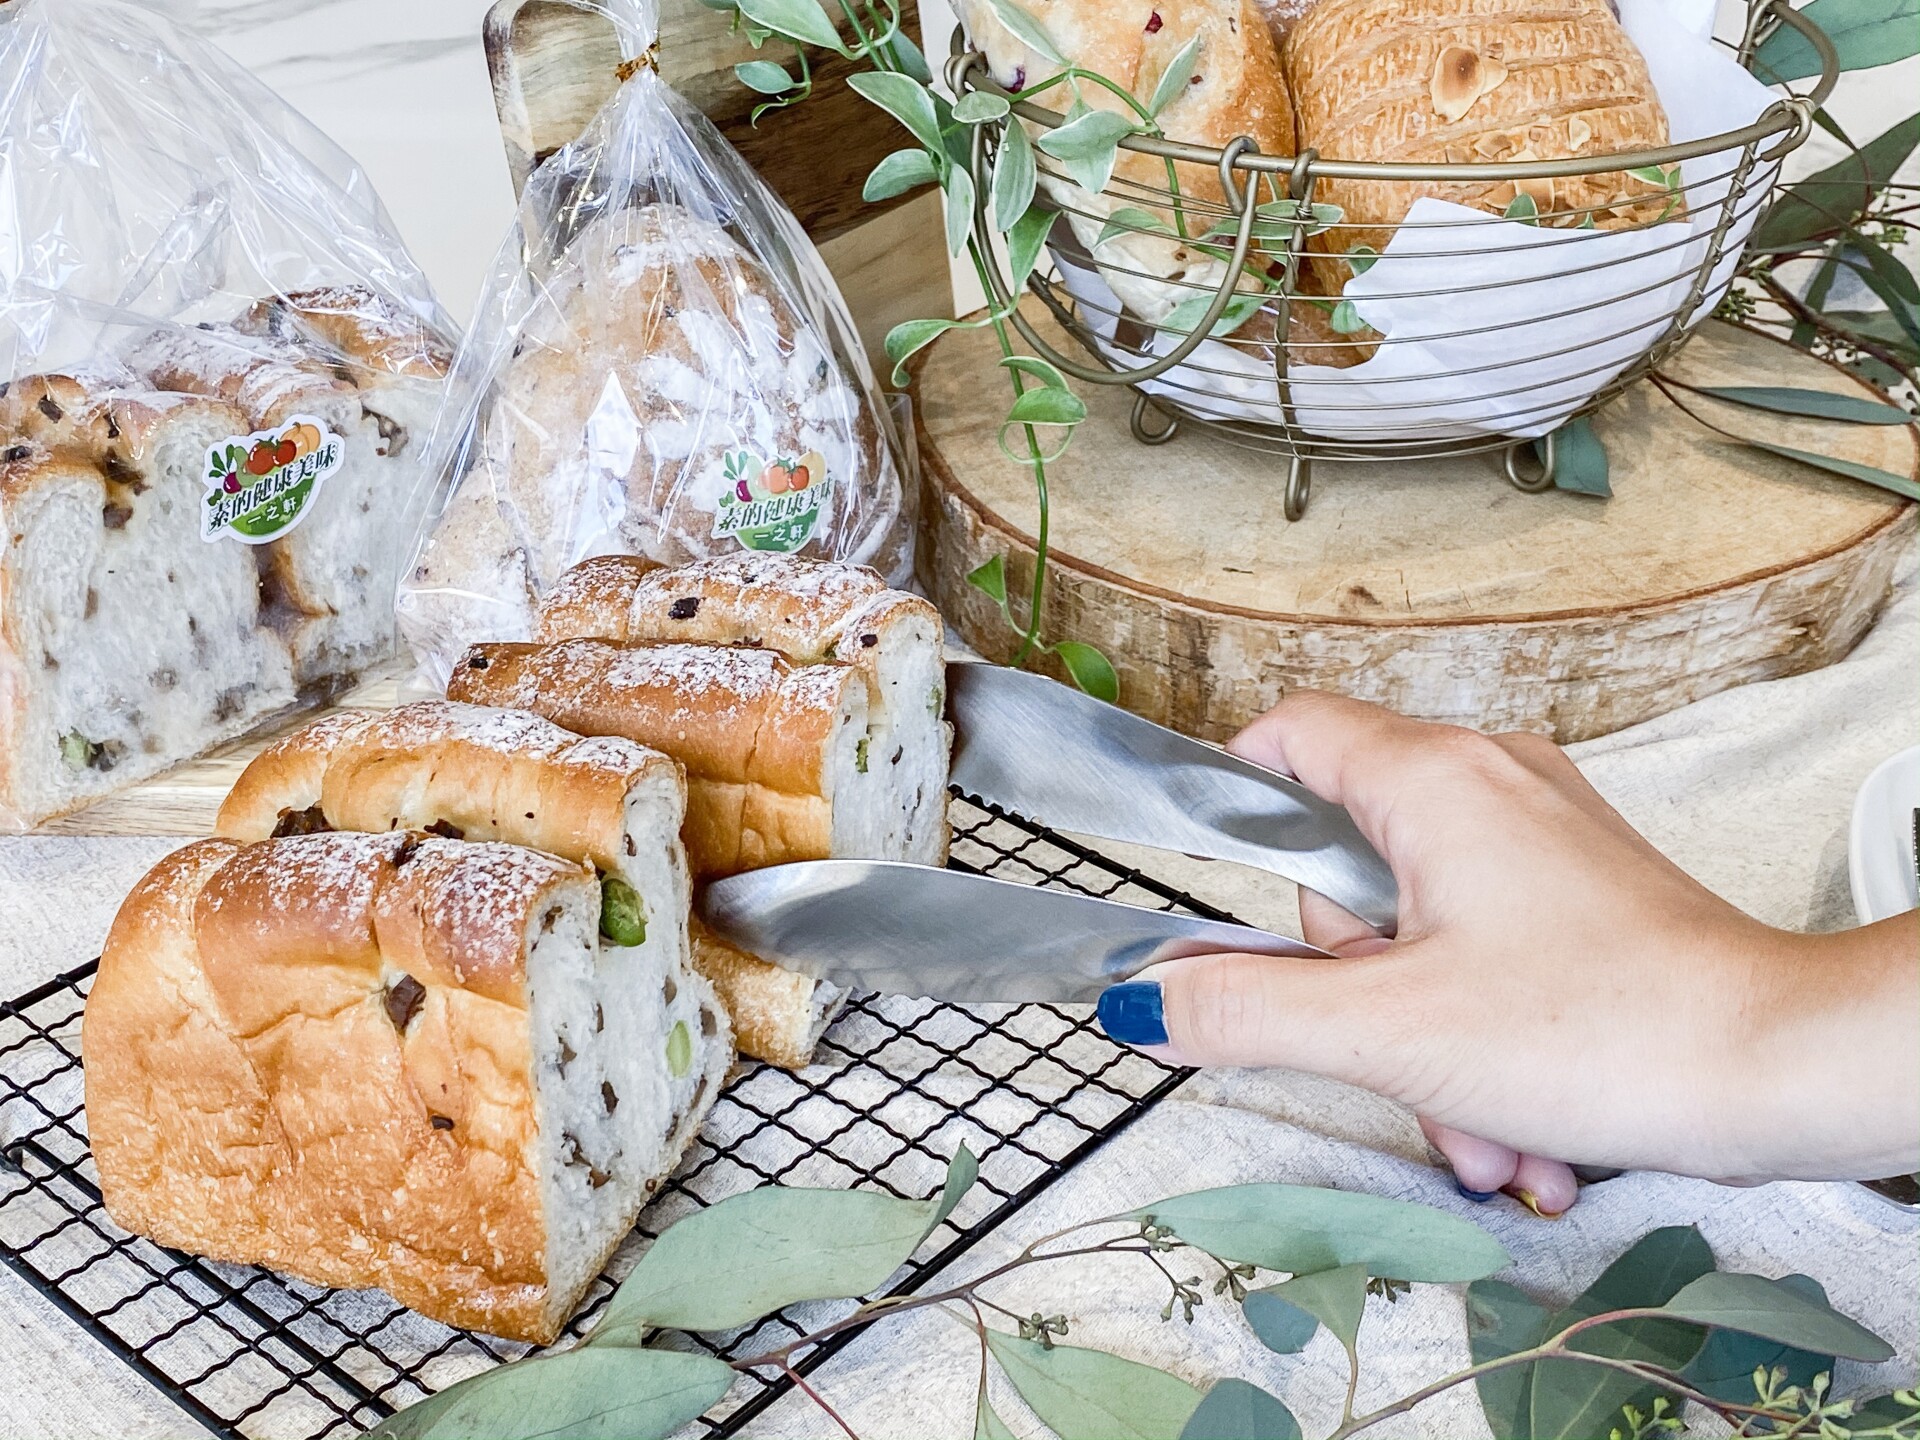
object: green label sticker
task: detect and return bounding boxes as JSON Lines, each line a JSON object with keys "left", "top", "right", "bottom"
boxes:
{"left": 712, "top": 446, "right": 834, "bottom": 554}
{"left": 200, "top": 415, "right": 343, "bottom": 545}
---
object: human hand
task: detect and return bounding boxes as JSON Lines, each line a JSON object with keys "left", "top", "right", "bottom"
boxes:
{"left": 1095, "top": 692, "right": 1920, "bottom": 1211}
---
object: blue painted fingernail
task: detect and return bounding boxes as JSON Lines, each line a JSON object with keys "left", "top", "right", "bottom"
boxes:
{"left": 1097, "top": 982, "right": 1168, "bottom": 1046}
{"left": 1456, "top": 1183, "right": 1499, "bottom": 1203}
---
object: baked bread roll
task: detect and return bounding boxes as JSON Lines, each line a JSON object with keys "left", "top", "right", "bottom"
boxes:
{"left": 690, "top": 916, "right": 846, "bottom": 1072}
{"left": 957, "top": 0, "right": 1300, "bottom": 332}
{"left": 0, "top": 389, "right": 299, "bottom": 826}
{"left": 84, "top": 831, "right": 728, "bottom": 1343}
{"left": 1283, "top": 0, "right": 1673, "bottom": 262}
{"left": 403, "top": 203, "right": 909, "bottom": 679}
{"left": 448, "top": 638, "right": 928, "bottom": 878}
{"left": 537, "top": 552, "right": 950, "bottom": 866}
{"left": 214, "top": 699, "right": 728, "bottom": 1138}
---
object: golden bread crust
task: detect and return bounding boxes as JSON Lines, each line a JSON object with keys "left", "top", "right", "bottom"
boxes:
{"left": 85, "top": 833, "right": 600, "bottom": 1342}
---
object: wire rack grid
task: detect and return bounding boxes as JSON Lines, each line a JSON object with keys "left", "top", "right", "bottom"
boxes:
{"left": 0, "top": 792, "right": 1228, "bottom": 1440}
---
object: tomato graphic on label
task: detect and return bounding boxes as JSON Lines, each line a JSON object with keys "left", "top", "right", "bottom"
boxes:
{"left": 247, "top": 442, "right": 277, "bottom": 475}
{"left": 274, "top": 439, "right": 297, "bottom": 466}
{"left": 760, "top": 462, "right": 790, "bottom": 495}
{"left": 795, "top": 451, "right": 826, "bottom": 492}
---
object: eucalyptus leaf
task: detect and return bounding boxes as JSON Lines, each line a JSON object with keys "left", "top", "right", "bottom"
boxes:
{"left": 1007, "top": 386, "right": 1087, "bottom": 425}
{"left": 1002, "top": 355, "right": 1070, "bottom": 389}
{"left": 1841, "top": 1392, "right": 1920, "bottom": 1428}
{"left": 1098, "top": 206, "right": 1176, "bottom": 248}
{"left": 1243, "top": 1291, "right": 1320, "bottom": 1355}
{"left": 1752, "top": 0, "right": 1920, "bottom": 80}
{"left": 1850, "top": 232, "right": 1920, "bottom": 304}
{"left": 976, "top": 1390, "right": 1021, "bottom": 1440}
{"left": 1503, "top": 193, "right": 1540, "bottom": 225}
{"left": 1007, "top": 204, "right": 1057, "bottom": 291}
{"left": 592, "top": 1146, "right": 977, "bottom": 1338}
{"left": 1256, "top": 1264, "right": 1369, "bottom": 1352}
{"left": 735, "top": 59, "right": 795, "bottom": 94}
{"left": 1179, "top": 1379, "right": 1301, "bottom": 1440}
{"left": 994, "top": 119, "right": 1037, "bottom": 232}
{"left": 362, "top": 1348, "right": 733, "bottom": 1440}
{"left": 1537, "top": 415, "right": 1610, "bottom": 497}
{"left": 981, "top": 0, "right": 1069, "bottom": 65}
{"left": 849, "top": 71, "right": 946, "bottom": 155}
{"left": 1328, "top": 300, "right": 1367, "bottom": 335}
{"left": 1147, "top": 34, "right": 1203, "bottom": 118}
{"left": 1680, "top": 1274, "right": 1833, "bottom": 1406}
{"left": 1051, "top": 641, "right": 1118, "bottom": 703}
{"left": 1527, "top": 1226, "right": 1713, "bottom": 1440}
{"left": 1345, "top": 245, "right": 1378, "bottom": 276}
{"left": 968, "top": 553, "right": 1010, "bottom": 605}
{"left": 1466, "top": 1279, "right": 1551, "bottom": 1440}
{"left": 1753, "top": 114, "right": 1920, "bottom": 250}
{"left": 1127, "top": 1185, "right": 1511, "bottom": 1283}
{"left": 736, "top": 0, "right": 847, "bottom": 53}
{"left": 1660, "top": 1272, "right": 1894, "bottom": 1362}
{"left": 986, "top": 1333, "right": 1203, "bottom": 1440}
{"left": 1162, "top": 292, "right": 1266, "bottom": 338}
{"left": 885, "top": 316, "right": 964, "bottom": 385}
{"left": 1037, "top": 109, "right": 1136, "bottom": 196}
{"left": 946, "top": 164, "right": 978, "bottom": 256}
{"left": 1688, "top": 384, "right": 1910, "bottom": 425}
{"left": 864, "top": 148, "right": 940, "bottom": 203}
{"left": 1739, "top": 438, "right": 1920, "bottom": 502}
{"left": 954, "top": 91, "right": 1012, "bottom": 124}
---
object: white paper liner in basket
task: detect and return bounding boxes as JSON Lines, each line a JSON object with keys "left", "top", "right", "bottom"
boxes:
{"left": 1056, "top": 0, "right": 1781, "bottom": 442}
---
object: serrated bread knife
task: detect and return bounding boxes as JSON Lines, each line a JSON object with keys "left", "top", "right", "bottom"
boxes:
{"left": 947, "top": 663, "right": 1398, "bottom": 932}
{"left": 699, "top": 861, "right": 1327, "bottom": 1004}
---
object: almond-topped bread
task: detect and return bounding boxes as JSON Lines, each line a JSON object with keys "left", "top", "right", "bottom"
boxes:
{"left": 0, "top": 393, "right": 298, "bottom": 827}
{"left": 1283, "top": 0, "right": 1674, "bottom": 260}
{"left": 84, "top": 831, "right": 727, "bottom": 1345}
{"left": 215, "top": 699, "right": 729, "bottom": 1144}
{"left": 538, "top": 552, "right": 951, "bottom": 866}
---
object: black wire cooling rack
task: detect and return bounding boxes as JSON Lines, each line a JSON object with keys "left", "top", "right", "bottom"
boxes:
{"left": 0, "top": 793, "right": 1230, "bottom": 1440}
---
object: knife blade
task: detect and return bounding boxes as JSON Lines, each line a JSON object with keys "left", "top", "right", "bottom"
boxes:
{"left": 698, "top": 861, "right": 1327, "bottom": 1004}
{"left": 946, "top": 663, "right": 1399, "bottom": 931}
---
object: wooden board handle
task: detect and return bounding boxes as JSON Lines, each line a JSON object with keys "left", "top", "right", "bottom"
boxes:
{"left": 484, "top": 0, "right": 924, "bottom": 242}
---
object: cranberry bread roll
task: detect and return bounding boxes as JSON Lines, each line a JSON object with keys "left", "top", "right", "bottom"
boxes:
{"left": 538, "top": 553, "right": 950, "bottom": 865}
{"left": 84, "top": 832, "right": 726, "bottom": 1344}
{"left": 1283, "top": 0, "right": 1673, "bottom": 262}
{"left": 0, "top": 392, "right": 299, "bottom": 826}
{"left": 215, "top": 700, "right": 728, "bottom": 1137}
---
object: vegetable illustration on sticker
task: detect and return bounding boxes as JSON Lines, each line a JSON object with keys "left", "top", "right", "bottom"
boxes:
{"left": 201, "top": 415, "right": 343, "bottom": 544}
{"left": 713, "top": 446, "right": 833, "bottom": 554}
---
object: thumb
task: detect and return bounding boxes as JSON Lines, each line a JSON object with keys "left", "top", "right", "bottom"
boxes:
{"left": 1097, "top": 946, "right": 1418, "bottom": 1091}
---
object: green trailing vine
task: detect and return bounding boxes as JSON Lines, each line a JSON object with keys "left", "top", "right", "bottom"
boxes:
{"left": 360, "top": 1152, "right": 1920, "bottom": 1440}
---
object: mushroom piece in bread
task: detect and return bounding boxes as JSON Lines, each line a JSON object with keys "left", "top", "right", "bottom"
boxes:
{"left": 0, "top": 391, "right": 299, "bottom": 827}
{"left": 83, "top": 831, "right": 727, "bottom": 1344}
{"left": 215, "top": 700, "right": 728, "bottom": 1142}
{"left": 538, "top": 553, "right": 950, "bottom": 865}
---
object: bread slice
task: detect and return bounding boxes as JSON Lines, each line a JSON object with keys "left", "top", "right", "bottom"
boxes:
{"left": 215, "top": 699, "right": 729, "bottom": 1146}
{"left": 690, "top": 916, "right": 846, "bottom": 1071}
{"left": 0, "top": 392, "right": 298, "bottom": 827}
{"left": 538, "top": 552, "right": 951, "bottom": 865}
{"left": 84, "top": 831, "right": 726, "bottom": 1344}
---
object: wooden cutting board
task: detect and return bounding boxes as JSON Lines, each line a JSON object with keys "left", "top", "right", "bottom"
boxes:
{"left": 917, "top": 311, "right": 1918, "bottom": 744}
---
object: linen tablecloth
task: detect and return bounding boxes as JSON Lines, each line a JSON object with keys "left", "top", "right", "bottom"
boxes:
{"left": 2, "top": 545, "right": 1914, "bottom": 1438}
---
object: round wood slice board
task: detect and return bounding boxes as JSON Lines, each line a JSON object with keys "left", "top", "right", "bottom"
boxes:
{"left": 916, "top": 312, "right": 1917, "bottom": 744}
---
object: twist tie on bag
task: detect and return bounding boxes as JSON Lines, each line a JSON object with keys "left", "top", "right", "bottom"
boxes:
{"left": 614, "top": 43, "right": 659, "bottom": 82}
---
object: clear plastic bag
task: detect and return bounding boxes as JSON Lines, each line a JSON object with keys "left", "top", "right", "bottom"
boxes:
{"left": 397, "top": 0, "right": 914, "bottom": 689}
{"left": 0, "top": 0, "right": 455, "bottom": 829}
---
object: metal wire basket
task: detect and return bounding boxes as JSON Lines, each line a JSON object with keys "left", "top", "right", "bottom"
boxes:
{"left": 946, "top": 0, "right": 1839, "bottom": 517}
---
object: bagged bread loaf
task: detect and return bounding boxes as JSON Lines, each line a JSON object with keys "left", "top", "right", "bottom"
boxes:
{"left": 398, "top": 0, "right": 909, "bottom": 689}
{"left": 0, "top": 0, "right": 453, "bottom": 828}
{"left": 84, "top": 830, "right": 727, "bottom": 1344}
{"left": 215, "top": 699, "right": 728, "bottom": 1131}
{"left": 1283, "top": 0, "right": 1674, "bottom": 261}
